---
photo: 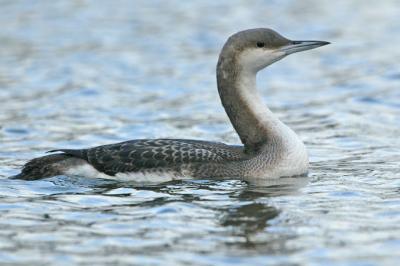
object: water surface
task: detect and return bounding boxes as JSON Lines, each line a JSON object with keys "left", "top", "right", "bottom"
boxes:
{"left": 1, "top": 1, "right": 400, "bottom": 265}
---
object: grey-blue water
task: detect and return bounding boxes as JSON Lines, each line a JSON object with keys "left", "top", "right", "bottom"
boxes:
{"left": 1, "top": 1, "right": 399, "bottom": 265}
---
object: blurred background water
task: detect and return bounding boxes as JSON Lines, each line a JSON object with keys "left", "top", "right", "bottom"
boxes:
{"left": 0, "top": 0, "right": 399, "bottom": 265}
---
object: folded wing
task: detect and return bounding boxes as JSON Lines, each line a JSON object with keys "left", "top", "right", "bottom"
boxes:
{"left": 49, "top": 139, "right": 244, "bottom": 176}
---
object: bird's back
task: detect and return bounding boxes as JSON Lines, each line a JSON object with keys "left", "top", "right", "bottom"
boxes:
{"left": 13, "top": 139, "right": 245, "bottom": 181}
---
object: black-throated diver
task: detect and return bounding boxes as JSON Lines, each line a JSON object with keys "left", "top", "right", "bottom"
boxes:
{"left": 12, "top": 28, "right": 329, "bottom": 182}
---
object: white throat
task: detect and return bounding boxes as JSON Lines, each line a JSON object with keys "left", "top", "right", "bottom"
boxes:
{"left": 238, "top": 48, "right": 286, "bottom": 73}
{"left": 235, "top": 50, "right": 309, "bottom": 176}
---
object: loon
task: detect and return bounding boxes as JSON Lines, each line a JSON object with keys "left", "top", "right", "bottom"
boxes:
{"left": 12, "top": 28, "right": 329, "bottom": 183}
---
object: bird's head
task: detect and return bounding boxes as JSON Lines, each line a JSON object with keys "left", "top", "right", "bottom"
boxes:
{"left": 220, "top": 28, "right": 329, "bottom": 73}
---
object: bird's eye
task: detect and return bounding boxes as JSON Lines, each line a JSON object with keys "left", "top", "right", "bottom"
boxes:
{"left": 256, "top": 42, "right": 265, "bottom": 48}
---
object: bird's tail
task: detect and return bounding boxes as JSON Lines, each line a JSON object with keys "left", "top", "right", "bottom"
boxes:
{"left": 10, "top": 154, "right": 73, "bottom": 180}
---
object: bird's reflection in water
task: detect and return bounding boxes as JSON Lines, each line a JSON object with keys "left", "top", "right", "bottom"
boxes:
{"left": 219, "top": 176, "right": 309, "bottom": 251}
{"left": 83, "top": 175, "right": 308, "bottom": 253}
{"left": 220, "top": 202, "right": 279, "bottom": 247}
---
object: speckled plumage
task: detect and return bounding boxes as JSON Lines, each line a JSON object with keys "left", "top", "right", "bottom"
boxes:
{"left": 50, "top": 139, "right": 244, "bottom": 176}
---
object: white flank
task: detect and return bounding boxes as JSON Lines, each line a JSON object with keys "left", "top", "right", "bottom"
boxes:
{"left": 64, "top": 162, "right": 191, "bottom": 184}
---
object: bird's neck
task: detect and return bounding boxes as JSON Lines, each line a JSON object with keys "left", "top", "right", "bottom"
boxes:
{"left": 217, "top": 57, "right": 286, "bottom": 153}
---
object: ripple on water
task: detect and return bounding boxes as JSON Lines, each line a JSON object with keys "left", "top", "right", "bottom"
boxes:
{"left": 1, "top": 1, "right": 400, "bottom": 265}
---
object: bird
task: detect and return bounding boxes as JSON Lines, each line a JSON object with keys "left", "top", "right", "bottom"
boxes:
{"left": 12, "top": 28, "right": 329, "bottom": 183}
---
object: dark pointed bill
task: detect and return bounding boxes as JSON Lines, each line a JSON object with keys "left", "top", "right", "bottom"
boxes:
{"left": 279, "top": 40, "right": 330, "bottom": 55}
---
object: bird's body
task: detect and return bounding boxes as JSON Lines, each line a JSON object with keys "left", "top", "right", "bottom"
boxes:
{"left": 13, "top": 28, "right": 329, "bottom": 183}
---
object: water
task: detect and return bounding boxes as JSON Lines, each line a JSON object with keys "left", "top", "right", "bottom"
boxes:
{"left": 1, "top": 0, "right": 400, "bottom": 265}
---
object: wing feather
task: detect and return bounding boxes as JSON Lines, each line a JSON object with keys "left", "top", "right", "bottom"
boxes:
{"left": 49, "top": 139, "right": 243, "bottom": 176}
